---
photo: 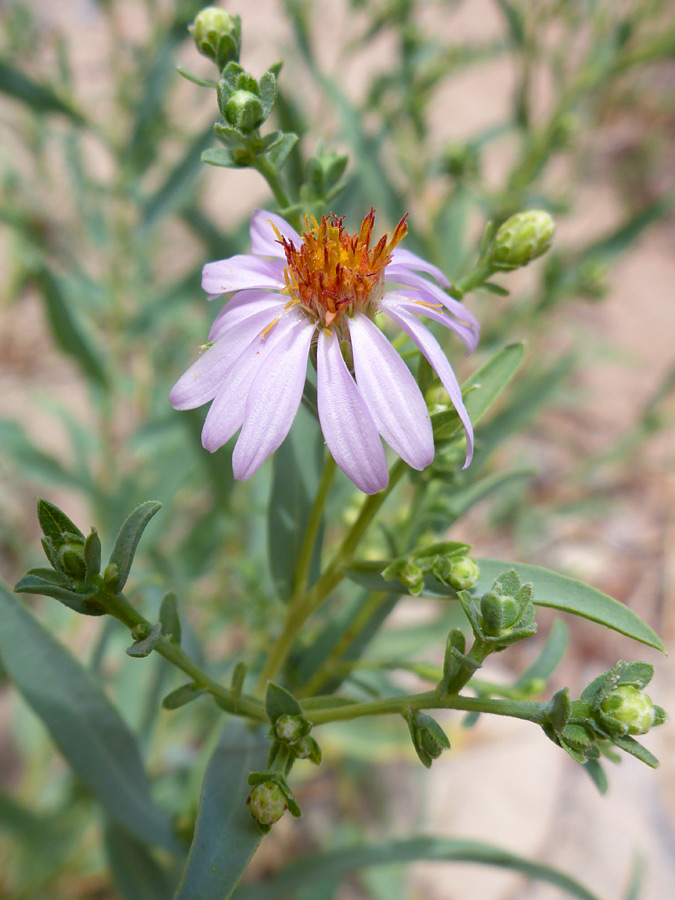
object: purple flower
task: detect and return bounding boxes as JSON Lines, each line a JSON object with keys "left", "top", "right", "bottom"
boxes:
{"left": 170, "top": 209, "right": 479, "bottom": 494}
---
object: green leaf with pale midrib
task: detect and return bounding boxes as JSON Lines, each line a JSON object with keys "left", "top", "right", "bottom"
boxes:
{"left": 0, "top": 583, "right": 176, "bottom": 849}
{"left": 343, "top": 559, "right": 663, "bottom": 652}
{"left": 232, "top": 835, "right": 603, "bottom": 900}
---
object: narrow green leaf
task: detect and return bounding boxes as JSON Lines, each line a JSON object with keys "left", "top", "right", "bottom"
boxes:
{"left": 14, "top": 573, "right": 103, "bottom": 616}
{"left": 202, "top": 146, "right": 239, "bottom": 168}
{"left": 0, "top": 583, "right": 176, "bottom": 849}
{"left": 109, "top": 501, "right": 162, "bottom": 591}
{"left": 38, "top": 269, "right": 107, "bottom": 386}
{"left": 0, "top": 58, "right": 84, "bottom": 121}
{"left": 174, "top": 720, "right": 268, "bottom": 900}
{"left": 142, "top": 126, "right": 213, "bottom": 229}
{"left": 162, "top": 683, "right": 205, "bottom": 710}
{"left": 611, "top": 734, "right": 659, "bottom": 768}
{"left": 265, "top": 682, "right": 302, "bottom": 721}
{"left": 516, "top": 618, "right": 568, "bottom": 687}
{"left": 159, "top": 592, "right": 182, "bottom": 645}
{"left": 37, "top": 497, "right": 84, "bottom": 546}
{"left": 264, "top": 132, "right": 299, "bottom": 170}
{"left": 343, "top": 559, "right": 663, "bottom": 652}
{"left": 0, "top": 419, "right": 84, "bottom": 488}
{"left": 441, "top": 467, "right": 534, "bottom": 522}
{"left": 127, "top": 623, "right": 163, "bottom": 658}
{"left": 104, "top": 819, "right": 175, "bottom": 900}
{"left": 232, "top": 836, "right": 603, "bottom": 900}
{"left": 583, "top": 759, "right": 608, "bottom": 795}
{"left": 432, "top": 343, "right": 525, "bottom": 439}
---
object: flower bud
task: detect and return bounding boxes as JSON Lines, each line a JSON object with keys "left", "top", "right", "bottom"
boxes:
{"left": 492, "top": 210, "right": 555, "bottom": 270}
{"left": 225, "top": 89, "right": 264, "bottom": 134}
{"left": 247, "top": 781, "right": 287, "bottom": 826}
{"left": 407, "top": 710, "right": 450, "bottom": 768}
{"left": 445, "top": 556, "right": 480, "bottom": 591}
{"left": 600, "top": 685, "right": 655, "bottom": 736}
{"left": 58, "top": 541, "right": 86, "bottom": 579}
{"left": 294, "top": 735, "right": 322, "bottom": 764}
{"left": 480, "top": 590, "right": 519, "bottom": 636}
{"left": 190, "top": 7, "right": 241, "bottom": 70}
{"left": 382, "top": 558, "right": 424, "bottom": 596}
{"left": 274, "top": 714, "right": 306, "bottom": 744}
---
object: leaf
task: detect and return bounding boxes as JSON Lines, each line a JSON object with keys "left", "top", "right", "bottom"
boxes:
{"left": 104, "top": 819, "right": 175, "bottom": 900}
{"left": 0, "top": 583, "right": 176, "bottom": 849}
{"left": 583, "top": 759, "right": 608, "bottom": 795}
{"left": 109, "top": 501, "right": 162, "bottom": 591}
{"left": 174, "top": 720, "right": 268, "bottom": 900}
{"left": 343, "top": 559, "right": 664, "bottom": 651}
{"left": 441, "top": 467, "right": 534, "bottom": 522}
{"left": 0, "top": 419, "right": 85, "bottom": 488}
{"left": 159, "top": 592, "right": 182, "bottom": 644}
{"left": 202, "top": 146, "right": 239, "bottom": 168}
{"left": 162, "top": 683, "right": 205, "bottom": 710}
{"left": 264, "top": 132, "right": 299, "bottom": 170}
{"left": 14, "top": 572, "right": 103, "bottom": 616}
{"left": 142, "top": 126, "right": 214, "bottom": 229}
{"left": 0, "top": 58, "right": 84, "bottom": 121}
{"left": 265, "top": 682, "right": 302, "bottom": 721}
{"left": 37, "top": 497, "right": 84, "bottom": 546}
{"left": 232, "top": 836, "right": 603, "bottom": 900}
{"left": 38, "top": 269, "right": 108, "bottom": 386}
{"left": 127, "top": 623, "right": 163, "bottom": 658}
{"left": 432, "top": 343, "right": 525, "bottom": 439}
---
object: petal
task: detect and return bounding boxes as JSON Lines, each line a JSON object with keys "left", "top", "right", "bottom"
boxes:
{"left": 387, "top": 248, "right": 450, "bottom": 287}
{"left": 317, "top": 330, "right": 388, "bottom": 494}
{"left": 169, "top": 307, "right": 279, "bottom": 411}
{"left": 208, "top": 289, "right": 286, "bottom": 341}
{"left": 382, "top": 304, "right": 474, "bottom": 468}
{"left": 201, "top": 312, "right": 301, "bottom": 452}
{"left": 385, "top": 266, "right": 480, "bottom": 331}
{"left": 202, "top": 254, "right": 285, "bottom": 296}
{"left": 250, "top": 209, "right": 301, "bottom": 258}
{"left": 232, "top": 318, "right": 314, "bottom": 480}
{"left": 382, "top": 290, "right": 479, "bottom": 354}
{"left": 347, "top": 314, "right": 433, "bottom": 470}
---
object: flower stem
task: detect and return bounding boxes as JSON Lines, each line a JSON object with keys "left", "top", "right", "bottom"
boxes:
{"left": 307, "top": 690, "right": 546, "bottom": 726}
{"left": 252, "top": 157, "right": 302, "bottom": 231}
{"left": 257, "top": 459, "right": 407, "bottom": 690}
{"left": 292, "top": 453, "right": 336, "bottom": 601}
{"left": 101, "top": 590, "right": 266, "bottom": 722}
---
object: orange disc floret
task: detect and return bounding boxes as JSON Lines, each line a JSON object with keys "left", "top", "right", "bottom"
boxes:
{"left": 277, "top": 209, "right": 408, "bottom": 328}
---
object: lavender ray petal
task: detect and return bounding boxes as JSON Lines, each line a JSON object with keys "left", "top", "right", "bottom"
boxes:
{"left": 347, "top": 314, "right": 433, "bottom": 471}
{"left": 317, "top": 330, "right": 388, "bottom": 494}
{"left": 250, "top": 209, "right": 301, "bottom": 258}
{"left": 208, "top": 289, "right": 286, "bottom": 342}
{"left": 169, "top": 307, "right": 281, "bottom": 411}
{"left": 387, "top": 248, "right": 451, "bottom": 287}
{"left": 383, "top": 304, "right": 474, "bottom": 468}
{"left": 385, "top": 266, "right": 480, "bottom": 330}
{"left": 202, "top": 254, "right": 285, "bottom": 296}
{"left": 201, "top": 312, "right": 301, "bottom": 452}
{"left": 382, "top": 291, "right": 479, "bottom": 354}
{"left": 232, "top": 319, "right": 314, "bottom": 480}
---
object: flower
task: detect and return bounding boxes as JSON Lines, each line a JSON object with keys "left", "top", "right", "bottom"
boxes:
{"left": 170, "top": 209, "right": 479, "bottom": 493}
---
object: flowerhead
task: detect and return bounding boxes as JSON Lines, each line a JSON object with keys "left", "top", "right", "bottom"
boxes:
{"left": 169, "top": 209, "right": 479, "bottom": 493}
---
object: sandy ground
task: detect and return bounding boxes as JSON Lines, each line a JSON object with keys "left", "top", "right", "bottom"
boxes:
{"left": 1, "top": 1, "right": 674, "bottom": 898}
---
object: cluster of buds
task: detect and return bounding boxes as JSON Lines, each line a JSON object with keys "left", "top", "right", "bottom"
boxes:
{"left": 543, "top": 661, "right": 666, "bottom": 771}
{"left": 490, "top": 210, "right": 555, "bottom": 271}
{"left": 459, "top": 569, "right": 537, "bottom": 649}
{"left": 382, "top": 542, "right": 480, "bottom": 597}
{"left": 405, "top": 709, "right": 450, "bottom": 768}
{"left": 247, "top": 683, "right": 322, "bottom": 831}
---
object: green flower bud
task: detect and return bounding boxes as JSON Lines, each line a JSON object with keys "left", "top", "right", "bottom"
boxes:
{"left": 274, "top": 714, "right": 306, "bottom": 744}
{"left": 492, "top": 210, "right": 555, "bottom": 270}
{"left": 442, "top": 141, "right": 480, "bottom": 180}
{"left": 58, "top": 541, "right": 86, "bottom": 579}
{"left": 247, "top": 781, "right": 287, "bottom": 826}
{"left": 445, "top": 556, "right": 480, "bottom": 591}
{"left": 600, "top": 685, "right": 655, "bottom": 736}
{"left": 102, "top": 563, "right": 120, "bottom": 591}
{"left": 294, "top": 735, "right": 322, "bottom": 764}
{"left": 382, "top": 558, "right": 424, "bottom": 595}
{"left": 190, "top": 7, "right": 241, "bottom": 70}
{"left": 407, "top": 710, "right": 450, "bottom": 768}
{"left": 225, "top": 89, "right": 264, "bottom": 134}
{"left": 480, "top": 590, "right": 519, "bottom": 636}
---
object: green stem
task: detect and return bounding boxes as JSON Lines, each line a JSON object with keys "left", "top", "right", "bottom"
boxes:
{"left": 307, "top": 690, "right": 546, "bottom": 726}
{"left": 257, "top": 459, "right": 407, "bottom": 689}
{"left": 102, "top": 591, "right": 266, "bottom": 722}
{"left": 452, "top": 262, "right": 495, "bottom": 299}
{"left": 292, "top": 453, "right": 336, "bottom": 601}
{"left": 252, "top": 157, "right": 302, "bottom": 231}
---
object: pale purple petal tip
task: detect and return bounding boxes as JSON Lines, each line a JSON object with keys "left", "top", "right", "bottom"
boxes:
{"left": 202, "top": 255, "right": 285, "bottom": 297}
{"left": 348, "top": 314, "right": 433, "bottom": 470}
{"left": 383, "top": 304, "right": 474, "bottom": 468}
{"left": 232, "top": 318, "right": 314, "bottom": 480}
{"left": 317, "top": 329, "right": 388, "bottom": 494}
{"left": 250, "top": 209, "right": 301, "bottom": 258}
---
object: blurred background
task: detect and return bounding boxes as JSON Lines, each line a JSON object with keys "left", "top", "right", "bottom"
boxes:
{"left": 0, "top": 0, "right": 674, "bottom": 898}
